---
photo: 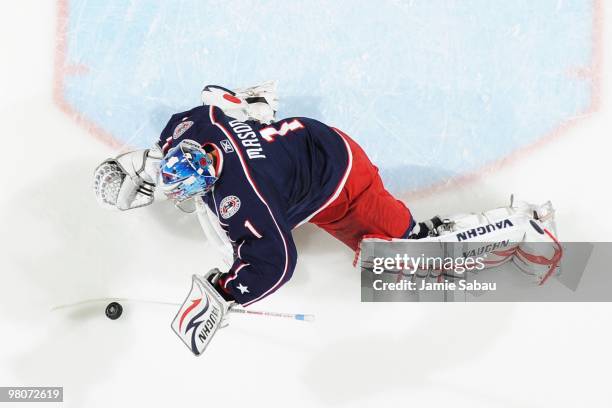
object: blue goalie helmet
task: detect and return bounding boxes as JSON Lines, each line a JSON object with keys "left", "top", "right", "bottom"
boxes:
{"left": 159, "top": 140, "right": 222, "bottom": 202}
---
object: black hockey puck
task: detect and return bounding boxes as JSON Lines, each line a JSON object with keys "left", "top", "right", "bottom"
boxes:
{"left": 105, "top": 302, "right": 123, "bottom": 320}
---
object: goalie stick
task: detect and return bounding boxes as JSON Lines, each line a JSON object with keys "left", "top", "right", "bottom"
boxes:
{"left": 51, "top": 297, "right": 315, "bottom": 322}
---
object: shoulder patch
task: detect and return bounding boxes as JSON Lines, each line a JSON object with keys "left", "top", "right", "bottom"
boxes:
{"left": 173, "top": 120, "right": 194, "bottom": 139}
{"left": 219, "top": 195, "right": 241, "bottom": 219}
{"left": 220, "top": 139, "right": 234, "bottom": 153}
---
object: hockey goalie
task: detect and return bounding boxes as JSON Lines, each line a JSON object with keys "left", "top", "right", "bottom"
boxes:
{"left": 93, "top": 82, "right": 561, "bottom": 355}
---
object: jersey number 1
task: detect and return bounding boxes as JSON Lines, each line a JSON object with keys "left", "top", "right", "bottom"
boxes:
{"left": 259, "top": 119, "right": 304, "bottom": 143}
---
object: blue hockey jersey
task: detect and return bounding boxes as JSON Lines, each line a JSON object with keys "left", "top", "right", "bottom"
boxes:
{"left": 157, "top": 105, "right": 352, "bottom": 305}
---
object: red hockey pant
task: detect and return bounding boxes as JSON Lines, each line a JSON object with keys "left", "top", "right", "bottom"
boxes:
{"left": 311, "top": 129, "right": 414, "bottom": 251}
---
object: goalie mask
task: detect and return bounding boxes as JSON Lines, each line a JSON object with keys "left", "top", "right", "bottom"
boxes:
{"left": 159, "top": 140, "right": 222, "bottom": 202}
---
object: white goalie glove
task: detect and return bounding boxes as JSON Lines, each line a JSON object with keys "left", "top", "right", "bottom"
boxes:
{"left": 93, "top": 146, "right": 163, "bottom": 210}
{"left": 201, "top": 81, "right": 278, "bottom": 124}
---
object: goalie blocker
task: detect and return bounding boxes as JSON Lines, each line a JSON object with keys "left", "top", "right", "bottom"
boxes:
{"left": 171, "top": 270, "right": 233, "bottom": 356}
{"left": 359, "top": 198, "right": 562, "bottom": 285}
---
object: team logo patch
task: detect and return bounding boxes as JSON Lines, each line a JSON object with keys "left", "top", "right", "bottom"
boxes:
{"left": 173, "top": 120, "right": 194, "bottom": 139}
{"left": 219, "top": 195, "right": 241, "bottom": 219}
{"left": 220, "top": 139, "right": 234, "bottom": 153}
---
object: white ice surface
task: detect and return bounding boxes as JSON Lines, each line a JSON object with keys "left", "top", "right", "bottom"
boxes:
{"left": 1, "top": 1, "right": 611, "bottom": 407}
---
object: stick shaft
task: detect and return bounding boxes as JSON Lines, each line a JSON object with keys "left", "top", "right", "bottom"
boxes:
{"left": 230, "top": 308, "right": 315, "bottom": 322}
{"left": 52, "top": 297, "right": 314, "bottom": 322}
